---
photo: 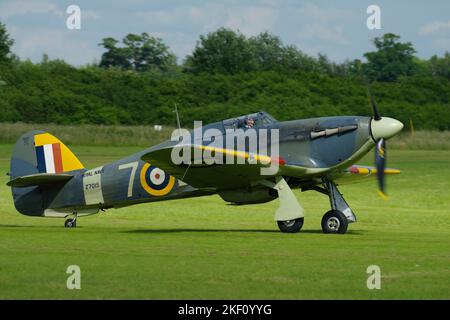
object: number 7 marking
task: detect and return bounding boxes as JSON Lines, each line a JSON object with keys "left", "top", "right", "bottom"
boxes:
{"left": 118, "top": 162, "right": 138, "bottom": 197}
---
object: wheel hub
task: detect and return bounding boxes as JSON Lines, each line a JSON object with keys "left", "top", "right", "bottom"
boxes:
{"left": 283, "top": 220, "right": 296, "bottom": 227}
{"left": 327, "top": 217, "right": 340, "bottom": 231}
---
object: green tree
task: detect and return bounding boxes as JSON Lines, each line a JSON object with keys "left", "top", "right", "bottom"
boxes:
{"left": 0, "top": 21, "right": 14, "bottom": 65}
{"left": 248, "top": 32, "right": 285, "bottom": 71}
{"left": 248, "top": 32, "right": 320, "bottom": 73}
{"left": 363, "top": 33, "right": 417, "bottom": 82}
{"left": 184, "top": 28, "right": 255, "bottom": 74}
{"left": 185, "top": 28, "right": 342, "bottom": 75}
{"left": 280, "top": 45, "right": 319, "bottom": 73}
{"left": 99, "top": 33, "right": 176, "bottom": 72}
{"left": 428, "top": 52, "right": 450, "bottom": 79}
{"left": 99, "top": 37, "right": 131, "bottom": 70}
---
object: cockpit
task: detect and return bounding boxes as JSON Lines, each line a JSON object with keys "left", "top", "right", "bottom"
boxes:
{"left": 197, "top": 111, "right": 277, "bottom": 135}
{"left": 222, "top": 111, "right": 277, "bottom": 130}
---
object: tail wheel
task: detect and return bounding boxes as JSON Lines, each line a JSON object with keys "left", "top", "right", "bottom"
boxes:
{"left": 321, "top": 210, "right": 348, "bottom": 234}
{"left": 277, "top": 218, "right": 304, "bottom": 233}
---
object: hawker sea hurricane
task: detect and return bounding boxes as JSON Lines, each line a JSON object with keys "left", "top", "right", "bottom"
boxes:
{"left": 7, "top": 99, "right": 403, "bottom": 234}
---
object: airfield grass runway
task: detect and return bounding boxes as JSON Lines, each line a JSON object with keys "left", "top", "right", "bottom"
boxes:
{"left": 0, "top": 145, "right": 449, "bottom": 299}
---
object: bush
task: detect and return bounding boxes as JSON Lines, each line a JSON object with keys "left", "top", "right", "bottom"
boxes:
{"left": 0, "top": 62, "right": 449, "bottom": 130}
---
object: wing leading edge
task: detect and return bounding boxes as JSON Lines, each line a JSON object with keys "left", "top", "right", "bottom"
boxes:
{"left": 332, "top": 165, "right": 401, "bottom": 185}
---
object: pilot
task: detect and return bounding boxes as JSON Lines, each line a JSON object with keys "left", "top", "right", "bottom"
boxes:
{"left": 244, "top": 118, "right": 255, "bottom": 129}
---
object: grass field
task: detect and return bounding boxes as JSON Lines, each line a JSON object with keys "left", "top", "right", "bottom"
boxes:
{"left": 0, "top": 144, "right": 449, "bottom": 299}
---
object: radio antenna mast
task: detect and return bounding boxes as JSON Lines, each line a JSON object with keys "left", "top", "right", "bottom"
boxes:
{"left": 174, "top": 103, "right": 181, "bottom": 131}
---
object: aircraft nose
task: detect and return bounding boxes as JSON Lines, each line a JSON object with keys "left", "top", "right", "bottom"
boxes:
{"left": 370, "top": 117, "right": 404, "bottom": 140}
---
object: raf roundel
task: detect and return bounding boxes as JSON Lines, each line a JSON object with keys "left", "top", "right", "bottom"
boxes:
{"left": 140, "top": 163, "right": 175, "bottom": 196}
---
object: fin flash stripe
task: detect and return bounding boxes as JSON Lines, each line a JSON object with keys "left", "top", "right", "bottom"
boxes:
{"left": 34, "top": 133, "right": 84, "bottom": 172}
{"left": 35, "top": 143, "right": 63, "bottom": 174}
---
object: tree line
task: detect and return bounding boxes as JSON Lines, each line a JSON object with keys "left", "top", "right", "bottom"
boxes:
{"left": 0, "top": 22, "right": 449, "bottom": 130}
{"left": 94, "top": 27, "right": 450, "bottom": 82}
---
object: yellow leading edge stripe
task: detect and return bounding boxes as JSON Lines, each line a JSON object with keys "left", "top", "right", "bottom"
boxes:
{"left": 351, "top": 167, "right": 401, "bottom": 175}
{"left": 197, "top": 145, "right": 272, "bottom": 164}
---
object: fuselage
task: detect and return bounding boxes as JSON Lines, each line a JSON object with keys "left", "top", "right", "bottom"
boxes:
{"left": 40, "top": 114, "right": 381, "bottom": 217}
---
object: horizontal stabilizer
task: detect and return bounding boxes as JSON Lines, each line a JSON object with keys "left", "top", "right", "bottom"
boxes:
{"left": 7, "top": 173, "right": 74, "bottom": 188}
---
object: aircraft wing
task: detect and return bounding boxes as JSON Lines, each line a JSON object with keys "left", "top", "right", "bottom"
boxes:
{"left": 331, "top": 165, "right": 401, "bottom": 185}
{"left": 141, "top": 144, "right": 285, "bottom": 189}
{"left": 141, "top": 144, "right": 399, "bottom": 189}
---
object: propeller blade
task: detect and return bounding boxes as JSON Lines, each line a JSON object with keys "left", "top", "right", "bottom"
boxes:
{"left": 364, "top": 79, "right": 382, "bottom": 121}
{"left": 370, "top": 94, "right": 382, "bottom": 121}
{"left": 375, "top": 138, "right": 387, "bottom": 199}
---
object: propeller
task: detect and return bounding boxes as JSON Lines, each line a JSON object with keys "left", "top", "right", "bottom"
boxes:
{"left": 370, "top": 94, "right": 381, "bottom": 121}
{"left": 367, "top": 84, "right": 388, "bottom": 199}
{"left": 375, "top": 138, "right": 387, "bottom": 199}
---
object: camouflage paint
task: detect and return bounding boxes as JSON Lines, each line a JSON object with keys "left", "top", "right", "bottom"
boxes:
{"left": 8, "top": 112, "right": 390, "bottom": 220}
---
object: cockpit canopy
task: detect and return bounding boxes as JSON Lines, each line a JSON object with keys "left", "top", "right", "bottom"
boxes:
{"left": 198, "top": 111, "right": 277, "bottom": 134}
{"left": 223, "top": 111, "right": 277, "bottom": 130}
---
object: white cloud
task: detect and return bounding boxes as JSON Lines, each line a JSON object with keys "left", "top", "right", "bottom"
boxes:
{"left": 297, "top": 3, "right": 356, "bottom": 23}
{"left": 0, "top": 0, "right": 63, "bottom": 19}
{"left": 135, "top": 7, "right": 185, "bottom": 26}
{"left": 0, "top": 1, "right": 100, "bottom": 22}
{"left": 293, "top": 3, "right": 355, "bottom": 46}
{"left": 131, "top": 3, "right": 353, "bottom": 46}
{"left": 133, "top": 4, "right": 278, "bottom": 60}
{"left": 299, "top": 23, "right": 349, "bottom": 45}
{"left": 419, "top": 21, "right": 450, "bottom": 36}
{"left": 136, "top": 4, "right": 277, "bottom": 36}
{"left": 81, "top": 10, "right": 101, "bottom": 21}
{"left": 10, "top": 27, "right": 100, "bottom": 65}
{"left": 224, "top": 6, "right": 277, "bottom": 35}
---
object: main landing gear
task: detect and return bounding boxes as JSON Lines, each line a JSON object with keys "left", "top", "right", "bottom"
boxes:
{"left": 321, "top": 210, "right": 348, "bottom": 234}
{"left": 265, "top": 176, "right": 356, "bottom": 234}
{"left": 260, "top": 177, "right": 305, "bottom": 234}
{"left": 320, "top": 178, "right": 357, "bottom": 234}
{"left": 64, "top": 213, "right": 78, "bottom": 228}
{"left": 277, "top": 218, "right": 304, "bottom": 233}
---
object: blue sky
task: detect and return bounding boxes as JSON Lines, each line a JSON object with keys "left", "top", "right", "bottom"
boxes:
{"left": 0, "top": 0, "right": 449, "bottom": 65}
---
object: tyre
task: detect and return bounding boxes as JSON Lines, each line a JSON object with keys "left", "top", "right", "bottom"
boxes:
{"left": 64, "top": 218, "right": 76, "bottom": 228}
{"left": 321, "top": 210, "right": 348, "bottom": 234}
{"left": 277, "top": 218, "right": 304, "bottom": 233}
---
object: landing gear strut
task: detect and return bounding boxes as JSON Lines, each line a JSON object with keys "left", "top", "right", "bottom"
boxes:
{"left": 260, "top": 177, "right": 305, "bottom": 233}
{"left": 321, "top": 179, "right": 356, "bottom": 234}
{"left": 64, "top": 214, "right": 77, "bottom": 228}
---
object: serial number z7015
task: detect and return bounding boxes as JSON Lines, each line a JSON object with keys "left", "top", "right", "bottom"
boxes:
{"left": 85, "top": 182, "right": 100, "bottom": 190}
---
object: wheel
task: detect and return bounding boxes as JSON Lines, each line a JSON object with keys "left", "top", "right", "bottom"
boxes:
{"left": 64, "top": 218, "right": 76, "bottom": 228}
{"left": 277, "top": 218, "right": 304, "bottom": 233}
{"left": 321, "top": 210, "right": 348, "bottom": 234}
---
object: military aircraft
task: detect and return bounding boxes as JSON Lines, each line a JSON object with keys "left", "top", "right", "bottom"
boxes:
{"left": 7, "top": 99, "right": 403, "bottom": 234}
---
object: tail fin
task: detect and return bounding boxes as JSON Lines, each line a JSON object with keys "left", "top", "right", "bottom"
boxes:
{"left": 9, "top": 131, "right": 84, "bottom": 216}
